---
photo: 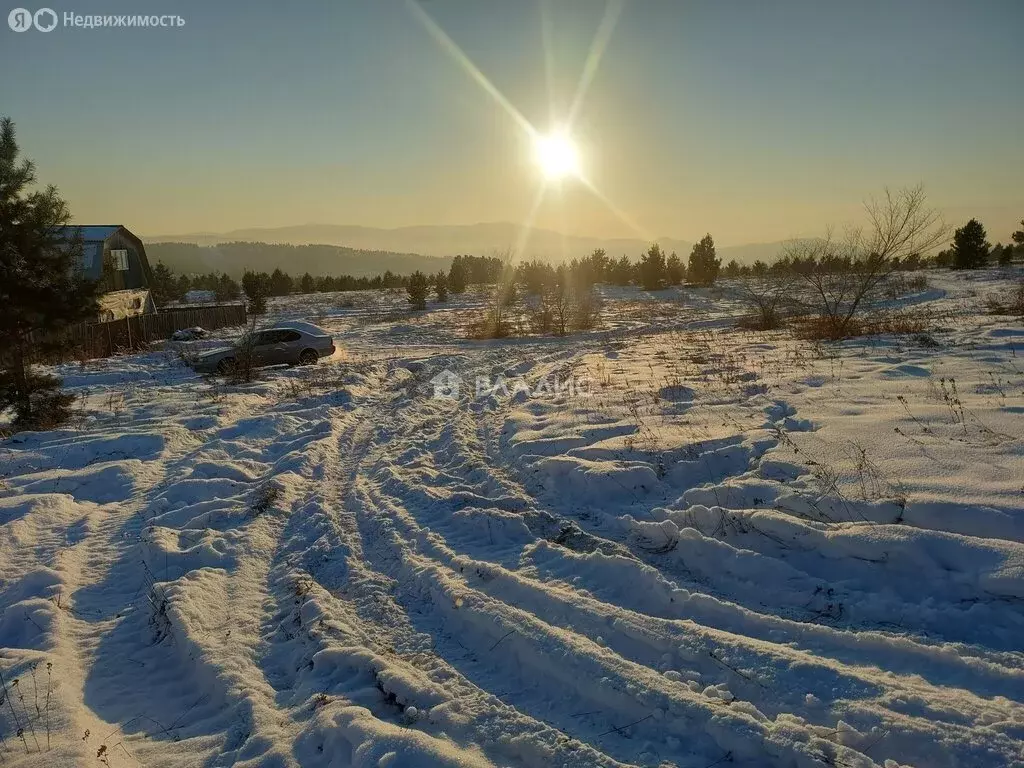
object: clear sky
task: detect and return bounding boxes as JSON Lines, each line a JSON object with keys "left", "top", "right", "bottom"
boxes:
{"left": 3, "top": 0, "right": 1022, "bottom": 245}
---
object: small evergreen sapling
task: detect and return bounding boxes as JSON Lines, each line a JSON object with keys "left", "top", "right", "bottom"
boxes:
{"left": 448, "top": 256, "right": 468, "bottom": 294}
{"left": 639, "top": 243, "right": 667, "bottom": 290}
{"left": 407, "top": 271, "right": 429, "bottom": 310}
{"left": 688, "top": 234, "right": 721, "bottom": 286}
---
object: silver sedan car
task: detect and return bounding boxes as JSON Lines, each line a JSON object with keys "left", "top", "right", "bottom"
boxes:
{"left": 192, "top": 323, "right": 336, "bottom": 374}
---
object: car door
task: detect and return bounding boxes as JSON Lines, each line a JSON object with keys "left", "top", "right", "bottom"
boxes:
{"left": 260, "top": 329, "right": 300, "bottom": 366}
{"left": 246, "top": 331, "right": 275, "bottom": 366}
{"left": 276, "top": 330, "right": 303, "bottom": 363}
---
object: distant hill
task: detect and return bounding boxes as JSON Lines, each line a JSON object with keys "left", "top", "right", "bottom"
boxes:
{"left": 145, "top": 241, "right": 451, "bottom": 279}
{"left": 144, "top": 223, "right": 790, "bottom": 269}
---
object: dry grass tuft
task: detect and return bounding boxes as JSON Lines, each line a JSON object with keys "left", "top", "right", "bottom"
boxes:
{"left": 794, "top": 308, "right": 933, "bottom": 340}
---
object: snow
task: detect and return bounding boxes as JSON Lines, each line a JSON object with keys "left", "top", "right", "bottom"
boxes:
{"left": 1, "top": 271, "right": 1023, "bottom": 767}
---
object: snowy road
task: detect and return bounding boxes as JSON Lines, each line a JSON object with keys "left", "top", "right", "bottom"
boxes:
{"left": 2, "top": 274, "right": 1023, "bottom": 767}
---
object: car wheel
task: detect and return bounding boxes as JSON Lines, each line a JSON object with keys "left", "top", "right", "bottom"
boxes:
{"left": 298, "top": 349, "right": 319, "bottom": 366}
{"left": 217, "top": 357, "right": 236, "bottom": 374}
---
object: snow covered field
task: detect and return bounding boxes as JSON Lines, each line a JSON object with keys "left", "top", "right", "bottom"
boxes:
{"left": 1, "top": 271, "right": 1023, "bottom": 767}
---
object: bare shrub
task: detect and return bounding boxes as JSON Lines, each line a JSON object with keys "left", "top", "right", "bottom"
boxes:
{"left": 520, "top": 276, "right": 600, "bottom": 336}
{"left": 226, "top": 316, "right": 260, "bottom": 383}
{"left": 983, "top": 282, "right": 1024, "bottom": 315}
{"left": 469, "top": 305, "right": 516, "bottom": 340}
{"left": 171, "top": 342, "right": 199, "bottom": 370}
{"left": 736, "top": 272, "right": 797, "bottom": 330}
{"left": 790, "top": 186, "right": 946, "bottom": 340}
{"left": 527, "top": 294, "right": 554, "bottom": 334}
{"left": 883, "top": 272, "right": 929, "bottom": 300}
{"left": 572, "top": 286, "right": 601, "bottom": 331}
{"left": 795, "top": 307, "right": 932, "bottom": 340}
{"left": 467, "top": 251, "right": 519, "bottom": 339}
{"left": 549, "top": 278, "right": 573, "bottom": 336}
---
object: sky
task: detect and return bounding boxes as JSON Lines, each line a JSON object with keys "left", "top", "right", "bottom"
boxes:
{"left": 2, "top": 0, "right": 1023, "bottom": 246}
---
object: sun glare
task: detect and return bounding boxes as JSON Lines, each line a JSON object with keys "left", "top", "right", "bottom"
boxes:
{"left": 535, "top": 132, "right": 580, "bottom": 180}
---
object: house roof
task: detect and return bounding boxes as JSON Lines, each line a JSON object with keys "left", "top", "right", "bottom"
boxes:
{"left": 59, "top": 225, "right": 123, "bottom": 242}
{"left": 55, "top": 225, "right": 125, "bottom": 281}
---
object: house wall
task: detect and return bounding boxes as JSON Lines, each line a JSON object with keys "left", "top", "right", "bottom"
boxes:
{"left": 101, "top": 230, "right": 149, "bottom": 292}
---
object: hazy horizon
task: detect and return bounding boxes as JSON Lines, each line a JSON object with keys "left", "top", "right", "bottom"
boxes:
{"left": 3, "top": 0, "right": 1023, "bottom": 246}
{"left": 141, "top": 219, "right": 772, "bottom": 247}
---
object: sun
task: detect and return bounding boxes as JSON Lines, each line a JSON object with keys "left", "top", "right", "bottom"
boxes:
{"left": 534, "top": 131, "right": 580, "bottom": 180}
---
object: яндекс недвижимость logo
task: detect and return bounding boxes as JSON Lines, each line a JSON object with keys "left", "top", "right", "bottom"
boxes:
{"left": 8, "top": 8, "right": 184, "bottom": 31}
{"left": 8, "top": 7, "right": 56, "bottom": 31}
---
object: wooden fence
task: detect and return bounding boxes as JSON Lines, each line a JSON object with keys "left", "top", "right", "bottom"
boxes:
{"left": 29, "top": 304, "right": 248, "bottom": 362}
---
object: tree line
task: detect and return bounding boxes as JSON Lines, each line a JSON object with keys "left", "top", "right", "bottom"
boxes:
{"left": 152, "top": 213, "right": 1024, "bottom": 317}
{"left": 148, "top": 254, "right": 510, "bottom": 312}
{"left": 145, "top": 240, "right": 448, "bottom": 281}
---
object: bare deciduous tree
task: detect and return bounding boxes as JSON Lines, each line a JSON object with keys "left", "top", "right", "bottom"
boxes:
{"left": 863, "top": 184, "right": 946, "bottom": 262}
{"left": 474, "top": 248, "right": 518, "bottom": 339}
{"left": 572, "top": 286, "right": 601, "bottom": 331}
{"left": 794, "top": 186, "right": 946, "bottom": 339}
{"left": 550, "top": 272, "right": 572, "bottom": 336}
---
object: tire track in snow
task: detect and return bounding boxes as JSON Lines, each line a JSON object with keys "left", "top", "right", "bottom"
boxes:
{"left": 0, "top": 422, "right": 212, "bottom": 765}
{"left": 309, "top": 354, "right": 884, "bottom": 767}
{"left": 254, "top": 361, "right": 635, "bottom": 767}
{"left": 33, "top": 400, "right": 341, "bottom": 765}
{"left": 469, "top": 333, "right": 1024, "bottom": 768}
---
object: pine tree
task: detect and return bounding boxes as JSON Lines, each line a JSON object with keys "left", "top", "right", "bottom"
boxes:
{"left": 950, "top": 218, "right": 990, "bottom": 270}
{"left": 639, "top": 243, "right": 667, "bottom": 290}
{"left": 520, "top": 260, "right": 554, "bottom": 295}
{"left": 1012, "top": 219, "right": 1024, "bottom": 247}
{"left": 150, "top": 261, "right": 177, "bottom": 307}
{"left": 448, "top": 256, "right": 468, "bottom": 294}
{"left": 269, "top": 268, "right": 293, "bottom": 296}
{"left": 902, "top": 253, "right": 923, "bottom": 271}
{"left": 214, "top": 273, "right": 240, "bottom": 302}
{"left": 242, "top": 270, "right": 271, "bottom": 314}
{"left": 666, "top": 252, "right": 684, "bottom": 285}
{"left": 997, "top": 244, "right": 1013, "bottom": 267}
{"left": 588, "top": 249, "right": 609, "bottom": 283}
{"left": 611, "top": 255, "right": 633, "bottom": 285}
{"left": 407, "top": 271, "right": 429, "bottom": 309}
{"left": 0, "top": 117, "right": 101, "bottom": 428}
{"left": 174, "top": 274, "right": 191, "bottom": 301}
{"left": 688, "top": 234, "right": 720, "bottom": 285}
{"left": 434, "top": 271, "right": 448, "bottom": 302}
{"left": 299, "top": 272, "right": 315, "bottom": 294}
